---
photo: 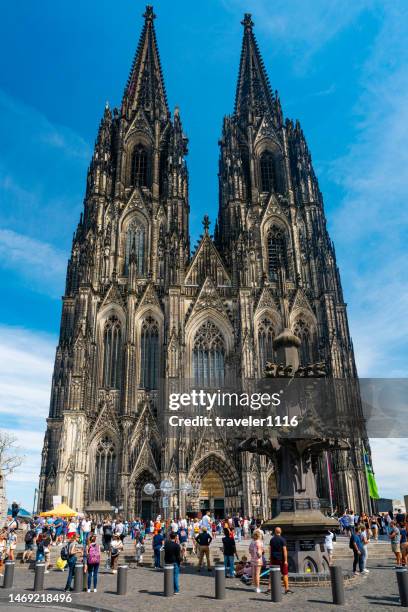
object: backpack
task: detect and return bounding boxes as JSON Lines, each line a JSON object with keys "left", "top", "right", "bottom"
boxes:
{"left": 88, "top": 543, "right": 100, "bottom": 564}
{"left": 349, "top": 534, "right": 355, "bottom": 550}
{"left": 60, "top": 544, "right": 69, "bottom": 560}
{"left": 25, "top": 530, "right": 34, "bottom": 543}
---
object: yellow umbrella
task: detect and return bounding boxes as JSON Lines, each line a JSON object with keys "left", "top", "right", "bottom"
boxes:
{"left": 40, "top": 502, "right": 78, "bottom": 517}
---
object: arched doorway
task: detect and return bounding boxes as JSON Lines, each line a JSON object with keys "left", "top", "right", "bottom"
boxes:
{"left": 188, "top": 453, "right": 241, "bottom": 518}
{"left": 199, "top": 470, "right": 225, "bottom": 518}
{"left": 133, "top": 470, "right": 158, "bottom": 521}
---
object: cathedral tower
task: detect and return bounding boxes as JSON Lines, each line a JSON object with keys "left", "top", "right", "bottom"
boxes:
{"left": 39, "top": 7, "right": 371, "bottom": 517}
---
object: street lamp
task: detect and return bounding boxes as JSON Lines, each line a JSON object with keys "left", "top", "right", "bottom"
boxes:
{"left": 143, "top": 479, "right": 195, "bottom": 520}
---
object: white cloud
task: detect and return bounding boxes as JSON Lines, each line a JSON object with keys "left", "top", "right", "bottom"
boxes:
{"left": 223, "top": 0, "right": 372, "bottom": 64}
{"left": 370, "top": 439, "right": 408, "bottom": 500}
{"left": 0, "top": 228, "right": 67, "bottom": 298}
{"left": 328, "top": 4, "right": 408, "bottom": 378}
{"left": 0, "top": 326, "right": 56, "bottom": 509}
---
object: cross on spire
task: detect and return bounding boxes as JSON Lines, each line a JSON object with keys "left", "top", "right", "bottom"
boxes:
{"left": 241, "top": 13, "right": 254, "bottom": 30}
{"left": 202, "top": 215, "right": 211, "bottom": 233}
{"left": 143, "top": 5, "right": 156, "bottom": 21}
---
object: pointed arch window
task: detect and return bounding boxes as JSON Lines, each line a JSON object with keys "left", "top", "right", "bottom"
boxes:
{"left": 102, "top": 316, "right": 122, "bottom": 389}
{"left": 193, "top": 321, "right": 225, "bottom": 388}
{"left": 293, "top": 318, "right": 315, "bottom": 365}
{"left": 258, "top": 318, "right": 275, "bottom": 375}
{"left": 260, "top": 151, "right": 276, "bottom": 193}
{"left": 131, "top": 144, "right": 148, "bottom": 187}
{"left": 93, "top": 436, "right": 117, "bottom": 503}
{"left": 124, "top": 220, "right": 145, "bottom": 275}
{"left": 267, "top": 225, "right": 288, "bottom": 280}
{"left": 140, "top": 316, "right": 159, "bottom": 390}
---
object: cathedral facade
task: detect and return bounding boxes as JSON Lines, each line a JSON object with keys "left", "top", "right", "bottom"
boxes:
{"left": 38, "top": 7, "right": 371, "bottom": 518}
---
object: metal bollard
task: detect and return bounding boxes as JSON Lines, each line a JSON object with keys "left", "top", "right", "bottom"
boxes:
{"left": 73, "top": 564, "right": 83, "bottom": 593}
{"left": 396, "top": 568, "right": 408, "bottom": 607}
{"left": 33, "top": 563, "right": 45, "bottom": 592}
{"left": 215, "top": 564, "right": 226, "bottom": 600}
{"left": 270, "top": 567, "right": 282, "bottom": 603}
{"left": 3, "top": 561, "right": 15, "bottom": 589}
{"left": 330, "top": 565, "right": 345, "bottom": 605}
{"left": 163, "top": 564, "right": 174, "bottom": 597}
{"left": 117, "top": 565, "right": 128, "bottom": 595}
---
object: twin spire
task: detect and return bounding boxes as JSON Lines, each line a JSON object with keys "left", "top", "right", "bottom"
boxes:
{"left": 235, "top": 13, "right": 278, "bottom": 123}
{"left": 123, "top": 5, "right": 169, "bottom": 119}
{"left": 123, "top": 7, "right": 278, "bottom": 123}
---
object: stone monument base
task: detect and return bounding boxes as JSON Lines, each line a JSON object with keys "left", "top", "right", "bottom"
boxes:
{"left": 263, "top": 507, "right": 338, "bottom": 573}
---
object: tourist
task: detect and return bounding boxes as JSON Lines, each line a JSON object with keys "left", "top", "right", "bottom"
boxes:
{"left": 269, "top": 527, "right": 292, "bottom": 595}
{"left": 152, "top": 529, "right": 164, "bottom": 569}
{"left": 86, "top": 534, "right": 101, "bottom": 593}
{"left": 23, "top": 525, "right": 36, "bottom": 563}
{"left": 195, "top": 526, "right": 213, "bottom": 571}
{"left": 222, "top": 527, "right": 238, "bottom": 577}
{"left": 164, "top": 532, "right": 181, "bottom": 594}
{"left": 6, "top": 528, "right": 17, "bottom": 562}
{"left": 325, "top": 530, "right": 334, "bottom": 566}
{"left": 110, "top": 532, "right": 123, "bottom": 574}
{"left": 115, "top": 519, "right": 125, "bottom": 542}
{"left": 389, "top": 521, "right": 402, "bottom": 567}
{"left": 0, "top": 530, "right": 6, "bottom": 576}
{"left": 249, "top": 529, "right": 264, "bottom": 593}
{"left": 350, "top": 526, "right": 366, "bottom": 574}
{"left": 178, "top": 525, "right": 188, "bottom": 564}
{"left": 41, "top": 527, "right": 52, "bottom": 573}
{"left": 370, "top": 515, "right": 379, "bottom": 541}
{"left": 396, "top": 509, "right": 406, "bottom": 527}
{"left": 64, "top": 534, "right": 80, "bottom": 591}
{"left": 200, "top": 510, "right": 212, "bottom": 531}
{"left": 233, "top": 514, "right": 242, "bottom": 542}
{"left": 102, "top": 519, "right": 113, "bottom": 553}
{"left": 80, "top": 516, "right": 92, "bottom": 545}
{"left": 236, "top": 555, "right": 249, "bottom": 577}
{"left": 360, "top": 523, "right": 370, "bottom": 572}
{"left": 67, "top": 518, "right": 77, "bottom": 540}
{"left": 243, "top": 517, "right": 250, "bottom": 539}
{"left": 400, "top": 522, "right": 407, "bottom": 567}
{"left": 134, "top": 529, "right": 145, "bottom": 565}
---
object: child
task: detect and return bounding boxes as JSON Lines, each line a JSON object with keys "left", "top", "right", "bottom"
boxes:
{"left": 236, "top": 555, "right": 251, "bottom": 578}
{"left": 0, "top": 530, "right": 7, "bottom": 576}
{"left": 110, "top": 533, "right": 123, "bottom": 574}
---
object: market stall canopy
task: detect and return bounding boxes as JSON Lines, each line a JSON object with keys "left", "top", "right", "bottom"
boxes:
{"left": 40, "top": 503, "right": 77, "bottom": 517}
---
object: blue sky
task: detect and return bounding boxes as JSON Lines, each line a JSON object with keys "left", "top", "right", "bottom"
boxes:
{"left": 0, "top": 0, "right": 407, "bottom": 511}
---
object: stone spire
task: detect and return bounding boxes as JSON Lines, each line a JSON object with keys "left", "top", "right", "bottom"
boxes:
{"left": 122, "top": 5, "right": 169, "bottom": 121}
{"left": 234, "top": 13, "right": 278, "bottom": 125}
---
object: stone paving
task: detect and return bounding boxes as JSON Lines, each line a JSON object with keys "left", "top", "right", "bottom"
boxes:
{"left": 0, "top": 555, "right": 403, "bottom": 612}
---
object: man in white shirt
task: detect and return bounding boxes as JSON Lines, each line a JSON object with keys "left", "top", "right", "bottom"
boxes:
{"left": 200, "top": 511, "right": 212, "bottom": 530}
{"left": 81, "top": 517, "right": 92, "bottom": 544}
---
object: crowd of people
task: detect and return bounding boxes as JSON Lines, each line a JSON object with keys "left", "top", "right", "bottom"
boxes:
{"left": 0, "top": 504, "right": 407, "bottom": 595}
{"left": 339, "top": 508, "right": 408, "bottom": 574}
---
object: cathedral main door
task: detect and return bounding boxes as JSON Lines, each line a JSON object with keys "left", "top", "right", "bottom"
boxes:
{"left": 199, "top": 470, "right": 225, "bottom": 519}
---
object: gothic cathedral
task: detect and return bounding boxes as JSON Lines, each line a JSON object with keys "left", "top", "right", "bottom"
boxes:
{"left": 38, "top": 7, "right": 370, "bottom": 518}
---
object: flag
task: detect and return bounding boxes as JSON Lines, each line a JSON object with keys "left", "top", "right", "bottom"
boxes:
{"left": 363, "top": 448, "right": 380, "bottom": 499}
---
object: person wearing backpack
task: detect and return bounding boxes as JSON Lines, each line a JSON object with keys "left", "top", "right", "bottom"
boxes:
{"left": 23, "top": 527, "right": 36, "bottom": 563}
{"left": 86, "top": 535, "right": 101, "bottom": 592}
{"left": 64, "top": 534, "right": 81, "bottom": 591}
